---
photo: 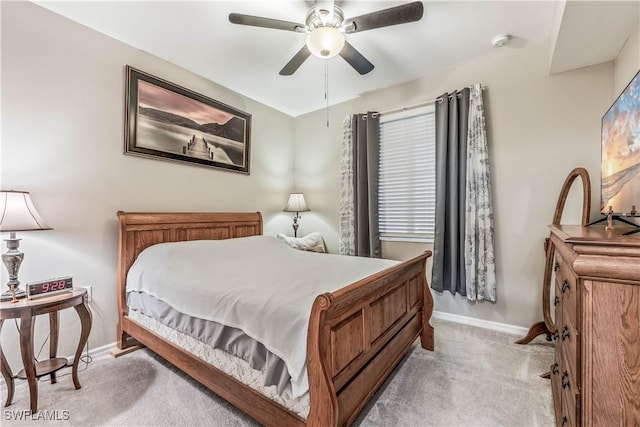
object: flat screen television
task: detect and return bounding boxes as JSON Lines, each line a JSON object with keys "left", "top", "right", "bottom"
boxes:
{"left": 600, "top": 69, "right": 640, "bottom": 218}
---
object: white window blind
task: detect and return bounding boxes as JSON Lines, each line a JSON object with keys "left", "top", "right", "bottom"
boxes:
{"left": 378, "top": 105, "right": 436, "bottom": 242}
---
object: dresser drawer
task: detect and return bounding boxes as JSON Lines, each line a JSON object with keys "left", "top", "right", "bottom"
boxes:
{"left": 554, "top": 279, "right": 563, "bottom": 333}
{"left": 556, "top": 261, "right": 578, "bottom": 326}
{"left": 561, "top": 384, "right": 577, "bottom": 427}
{"left": 560, "top": 305, "right": 579, "bottom": 383}
{"left": 550, "top": 359, "right": 562, "bottom": 427}
{"left": 560, "top": 349, "right": 579, "bottom": 427}
{"left": 551, "top": 357, "right": 562, "bottom": 424}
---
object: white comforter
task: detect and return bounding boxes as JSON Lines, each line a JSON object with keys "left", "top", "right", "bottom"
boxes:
{"left": 126, "top": 235, "right": 398, "bottom": 398}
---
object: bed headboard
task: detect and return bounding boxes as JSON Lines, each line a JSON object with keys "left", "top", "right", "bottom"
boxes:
{"left": 116, "top": 211, "right": 263, "bottom": 319}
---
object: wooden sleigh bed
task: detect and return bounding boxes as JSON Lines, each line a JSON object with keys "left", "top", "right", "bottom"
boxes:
{"left": 116, "top": 211, "right": 434, "bottom": 427}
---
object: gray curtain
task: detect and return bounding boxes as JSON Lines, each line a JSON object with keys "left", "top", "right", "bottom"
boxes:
{"left": 352, "top": 113, "right": 381, "bottom": 258}
{"left": 432, "top": 88, "right": 471, "bottom": 295}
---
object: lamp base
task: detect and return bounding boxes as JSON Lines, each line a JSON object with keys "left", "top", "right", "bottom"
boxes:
{"left": 292, "top": 212, "right": 301, "bottom": 238}
{"left": 0, "top": 289, "right": 26, "bottom": 302}
{"left": 3, "top": 232, "right": 25, "bottom": 303}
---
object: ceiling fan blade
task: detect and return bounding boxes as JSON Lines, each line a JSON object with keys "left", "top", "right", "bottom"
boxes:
{"left": 344, "top": 1, "right": 424, "bottom": 33}
{"left": 229, "top": 13, "right": 304, "bottom": 32}
{"left": 339, "top": 42, "right": 374, "bottom": 75}
{"left": 280, "top": 46, "right": 312, "bottom": 75}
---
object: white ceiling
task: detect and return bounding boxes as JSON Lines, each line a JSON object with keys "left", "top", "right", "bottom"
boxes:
{"left": 550, "top": 0, "right": 639, "bottom": 75}
{"left": 34, "top": 1, "right": 639, "bottom": 117}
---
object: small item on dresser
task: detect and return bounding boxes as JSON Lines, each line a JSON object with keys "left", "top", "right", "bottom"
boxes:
{"left": 27, "top": 276, "right": 73, "bottom": 299}
{"left": 605, "top": 205, "right": 614, "bottom": 231}
{"left": 276, "top": 232, "right": 326, "bottom": 253}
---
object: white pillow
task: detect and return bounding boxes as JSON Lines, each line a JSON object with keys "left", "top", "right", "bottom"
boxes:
{"left": 276, "top": 232, "right": 326, "bottom": 253}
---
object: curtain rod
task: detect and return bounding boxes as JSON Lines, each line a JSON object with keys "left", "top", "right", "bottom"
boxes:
{"left": 378, "top": 100, "right": 435, "bottom": 116}
{"left": 380, "top": 85, "right": 486, "bottom": 115}
{"left": 435, "top": 85, "right": 485, "bottom": 103}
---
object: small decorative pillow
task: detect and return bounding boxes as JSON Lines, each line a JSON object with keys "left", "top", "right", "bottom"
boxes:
{"left": 276, "top": 232, "right": 326, "bottom": 253}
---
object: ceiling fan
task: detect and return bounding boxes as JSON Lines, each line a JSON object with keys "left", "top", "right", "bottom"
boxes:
{"left": 229, "top": 1, "right": 424, "bottom": 76}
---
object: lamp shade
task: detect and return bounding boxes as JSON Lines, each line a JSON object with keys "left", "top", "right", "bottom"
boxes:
{"left": 0, "top": 190, "right": 52, "bottom": 232}
{"left": 284, "top": 193, "right": 311, "bottom": 213}
{"left": 306, "top": 27, "right": 345, "bottom": 58}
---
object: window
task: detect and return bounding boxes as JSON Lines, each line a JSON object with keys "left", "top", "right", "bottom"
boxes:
{"left": 378, "top": 105, "right": 436, "bottom": 242}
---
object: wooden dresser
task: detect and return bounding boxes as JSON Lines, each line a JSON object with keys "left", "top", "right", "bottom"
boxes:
{"left": 549, "top": 225, "right": 640, "bottom": 427}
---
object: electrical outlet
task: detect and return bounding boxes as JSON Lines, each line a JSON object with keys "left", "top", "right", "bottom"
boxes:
{"left": 81, "top": 285, "right": 92, "bottom": 302}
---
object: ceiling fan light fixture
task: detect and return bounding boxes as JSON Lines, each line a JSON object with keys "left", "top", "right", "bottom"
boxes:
{"left": 306, "top": 27, "right": 345, "bottom": 59}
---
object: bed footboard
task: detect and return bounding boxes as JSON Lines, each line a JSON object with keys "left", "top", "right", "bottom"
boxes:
{"left": 306, "top": 250, "right": 433, "bottom": 427}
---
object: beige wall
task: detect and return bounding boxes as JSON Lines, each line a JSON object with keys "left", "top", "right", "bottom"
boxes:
{"left": 1, "top": 2, "right": 295, "bottom": 368}
{"left": 295, "top": 40, "right": 614, "bottom": 328}
{"left": 614, "top": 24, "right": 639, "bottom": 93}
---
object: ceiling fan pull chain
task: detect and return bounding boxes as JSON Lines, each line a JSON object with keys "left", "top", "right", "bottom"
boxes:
{"left": 325, "top": 59, "right": 330, "bottom": 127}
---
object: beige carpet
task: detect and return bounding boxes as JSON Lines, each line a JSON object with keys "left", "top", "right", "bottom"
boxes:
{"left": 2, "top": 318, "right": 555, "bottom": 426}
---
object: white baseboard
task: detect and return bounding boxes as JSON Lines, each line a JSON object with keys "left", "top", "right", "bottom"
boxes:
{"left": 65, "top": 341, "right": 116, "bottom": 364}
{"left": 432, "top": 310, "right": 529, "bottom": 337}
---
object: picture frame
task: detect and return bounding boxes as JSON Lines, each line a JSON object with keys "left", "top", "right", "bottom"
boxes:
{"left": 124, "top": 65, "right": 251, "bottom": 174}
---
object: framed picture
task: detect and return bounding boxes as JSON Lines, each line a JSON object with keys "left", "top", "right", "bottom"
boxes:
{"left": 124, "top": 66, "right": 251, "bottom": 174}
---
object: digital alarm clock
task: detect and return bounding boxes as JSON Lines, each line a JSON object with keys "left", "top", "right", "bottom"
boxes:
{"left": 26, "top": 276, "right": 73, "bottom": 299}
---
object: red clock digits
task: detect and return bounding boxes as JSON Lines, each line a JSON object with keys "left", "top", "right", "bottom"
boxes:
{"left": 26, "top": 276, "right": 73, "bottom": 299}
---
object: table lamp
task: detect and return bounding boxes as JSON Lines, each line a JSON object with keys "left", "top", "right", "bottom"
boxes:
{"left": 0, "top": 190, "right": 52, "bottom": 303}
{"left": 283, "top": 193, "right": 310, "bottom": 237}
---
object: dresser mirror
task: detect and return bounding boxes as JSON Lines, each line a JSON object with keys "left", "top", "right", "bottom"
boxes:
{"left": 516, "top": 167, "right": 591, "bottom": 344}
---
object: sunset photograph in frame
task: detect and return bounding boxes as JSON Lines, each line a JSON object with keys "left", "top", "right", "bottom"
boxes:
{"left": 124, "top": 66, "right": 251, "bottom": 174}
